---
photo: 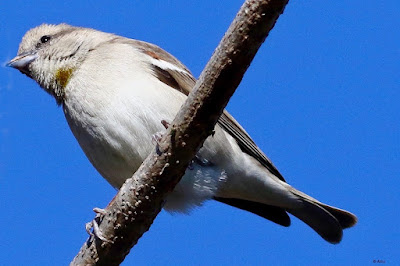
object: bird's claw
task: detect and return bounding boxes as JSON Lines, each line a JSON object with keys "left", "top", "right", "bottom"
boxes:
{"left": 161, "top": 120, "right": 170, "bottom": 129}
{"left": 85, "top": 207, "right": 114, "bottom": 244}
{"left": 152, "top": 132, "right": 164, "bottom": 145}
{"left": 152, "top": 120, "right": 171, "bottom": 155}
{"left": 188, "top": 154, "right": 213, "bottom": 170}
{"left": 194, "top": 155, "right": 212, "bottom": 166}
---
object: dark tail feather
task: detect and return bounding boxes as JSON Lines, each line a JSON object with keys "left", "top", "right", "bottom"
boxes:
{"left": 320, "top": 203, "right": 357, "bottom": 229}
{"left": 288, "top": 199, "right": 343, "bottom": 244}
{"left": 214, "top": 197, "right": 291, "bottom": 227}
{"left": 287, "top": 190, "right": 357, "bottom": 244}
{"left": 215, "top": 194, "right": 357, "bottom": 244}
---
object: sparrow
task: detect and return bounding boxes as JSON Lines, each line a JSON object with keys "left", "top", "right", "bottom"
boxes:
{"left": 8, "top": 23, "right": 357, "bottom": 243}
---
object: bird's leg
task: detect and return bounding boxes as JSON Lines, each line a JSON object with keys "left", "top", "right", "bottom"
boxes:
{"left": 160, "top": 119, "right": 170, "bottom": 129}
{"left": 85, "top": 199, "right": 117, "bottom": 243}
{"left": 152, "top": 120, "right": 171, "bottom": 155}
{"left": 193, "top": 155, "right": 213, "bottom": 167}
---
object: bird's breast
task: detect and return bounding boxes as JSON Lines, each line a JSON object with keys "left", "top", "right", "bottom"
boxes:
{"left": 62, "top": 67, "right": 186, "bottom": 188}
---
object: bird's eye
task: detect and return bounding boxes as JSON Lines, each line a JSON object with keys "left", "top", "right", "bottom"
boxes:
{"left": 40, "top": 35, "right": 51, "bottom": 43}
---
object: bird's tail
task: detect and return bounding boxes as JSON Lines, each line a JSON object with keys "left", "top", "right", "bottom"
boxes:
{"left": 287, "top": 188, "right": 357, "bottom": 244}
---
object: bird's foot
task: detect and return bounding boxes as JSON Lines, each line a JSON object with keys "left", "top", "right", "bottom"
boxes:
{"left": 188, "top": 154, "right": 213, "bottom": 170}
{"left": 152, "top": 120, "right": 171, "bottom": 155}
{"left": 85, "top": 207, "right": 114, "bottom": 244}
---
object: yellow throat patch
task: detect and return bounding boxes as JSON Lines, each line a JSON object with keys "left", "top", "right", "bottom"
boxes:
{"left": 55, "top": 68, "right": 75, "bottom": 89}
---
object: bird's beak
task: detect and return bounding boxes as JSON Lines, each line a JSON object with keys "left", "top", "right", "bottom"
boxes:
{"left": 7, "top": 51, "right": 37, "bottom": 74}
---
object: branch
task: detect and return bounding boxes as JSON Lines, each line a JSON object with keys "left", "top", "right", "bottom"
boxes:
{"left": 71, "top": 0, "right": 289, "bottom": 265}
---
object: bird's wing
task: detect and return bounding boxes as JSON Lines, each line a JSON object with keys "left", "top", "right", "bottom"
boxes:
{"left": 217, "top": 111, "right": 286, "bottom": 182}
{"left": 125, "top": 39, "right": 286, "bottom": 182}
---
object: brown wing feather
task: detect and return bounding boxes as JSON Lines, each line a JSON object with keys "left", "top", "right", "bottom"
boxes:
{"left": 122, "top": 38, "right": 286, "bottom": 182}
{"left": 217, "top": 112, "right": 286, "bottom": 181}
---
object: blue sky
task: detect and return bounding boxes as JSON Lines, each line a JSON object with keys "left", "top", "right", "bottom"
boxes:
{"left": 1, "top": 0, "right": 399, "bottom": 265}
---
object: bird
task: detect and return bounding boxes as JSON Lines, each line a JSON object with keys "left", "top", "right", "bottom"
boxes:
{"left": 8, "top": 23, "right": 356, "bottom": 244}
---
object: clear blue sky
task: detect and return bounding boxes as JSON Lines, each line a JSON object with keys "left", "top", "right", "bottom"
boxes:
{"left": 1, "top": 1, "right": 399, "bottom": 265}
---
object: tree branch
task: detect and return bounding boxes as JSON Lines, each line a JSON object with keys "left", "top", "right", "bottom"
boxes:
{"left": 71, "top": 0, "right": 289, "bottom": 265}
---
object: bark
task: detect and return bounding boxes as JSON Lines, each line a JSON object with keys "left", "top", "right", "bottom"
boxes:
{"left": 70, "top": 0, "right": 289, "bottom": 265}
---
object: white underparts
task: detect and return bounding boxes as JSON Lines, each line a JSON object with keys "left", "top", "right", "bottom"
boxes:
{"left": 163, "top": 163, "right": 227, "bottom": 213}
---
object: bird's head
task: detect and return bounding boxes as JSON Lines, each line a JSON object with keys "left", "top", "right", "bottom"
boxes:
{"left": 8, "top": 23, "right": 111, "bottom": 104}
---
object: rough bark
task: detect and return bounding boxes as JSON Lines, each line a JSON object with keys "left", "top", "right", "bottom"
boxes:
{"left": 71, "top": 0, "right": 289, "bottom": 265}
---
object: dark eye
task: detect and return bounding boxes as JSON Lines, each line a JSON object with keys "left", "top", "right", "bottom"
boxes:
{"left": 40, "top": 35, "right": 51, "bottom": 43}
